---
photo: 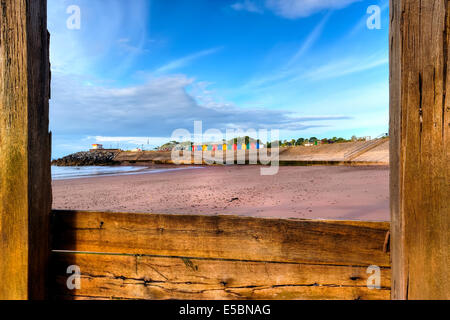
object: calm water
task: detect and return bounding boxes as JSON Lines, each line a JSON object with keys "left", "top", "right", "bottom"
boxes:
{"left": 51, "top": 166, "right": 200, "bottom": 180}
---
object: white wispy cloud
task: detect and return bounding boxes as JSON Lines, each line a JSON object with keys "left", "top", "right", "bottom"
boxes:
{"left": 117, "top": 38, "right": 149, "bottom": 54}
{"left": 91, "top": 136, "right": 169, "bottom": 147}
{"left": 266, "top": 0, "right": 362, "bottom": 18}
{"left": 231, "top": 0, "right": 263, "bottom": 13}
{"left": 156, "top": 47, "right": 223, "bottom": 74}
{"left": 230, "top": 0, "right": 361, "bottom": 19}
{"left": 243, "top": 13, "right": 330, "bottom": 90}
{"left": 287, "top": 12, "right": 331, "bottom": 66}
{"left": 48, "top": 0, "right": 149, "bottom": 76}
{"left": 301, "top": 53, "right": 388, "bottom": 81}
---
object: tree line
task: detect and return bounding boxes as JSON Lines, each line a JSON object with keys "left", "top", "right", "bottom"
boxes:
{"left": 267, "top": 136, "right": 364, "bottom": 148}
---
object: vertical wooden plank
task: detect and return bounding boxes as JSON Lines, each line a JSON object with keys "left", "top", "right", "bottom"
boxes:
{"left": 0, "top": 0, "right": 51, "bottom": 299}
{"left": 389, "top": 0, "right": 405, "bottom": 301}
{"left": 390, "top": 0, "right": 450, "bottom": 300}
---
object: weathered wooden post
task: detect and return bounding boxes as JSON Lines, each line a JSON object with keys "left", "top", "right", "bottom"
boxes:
{"left": 390, "top": 0, "right": 450, "bottom": 299}
{"left": 0, "top": 0, "right": 51, "bottom": 299}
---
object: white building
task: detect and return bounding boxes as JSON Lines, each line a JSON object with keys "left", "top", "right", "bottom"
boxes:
{"left": 91, "top": 144, "right": 103, "bottom": 150}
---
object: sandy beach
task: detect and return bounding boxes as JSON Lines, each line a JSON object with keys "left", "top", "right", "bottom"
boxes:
{"left": 52, "top": 165, "right": 389, "bottom": 221}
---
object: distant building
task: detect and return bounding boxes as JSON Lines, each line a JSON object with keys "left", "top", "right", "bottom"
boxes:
{"left": 91, "top": 144, "right": 103, "bottom": 150}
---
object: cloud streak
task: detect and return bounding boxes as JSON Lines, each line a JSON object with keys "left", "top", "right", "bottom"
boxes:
{"left": 242, "top": 13, "right": 330, "bottom": 90}
{"left": 266, "top": 0, "right": 362, "bottom": 18}
{"left": 48, "top": 0, "right": 150, "bottom": 77}
{"left": 231, "top": 0, "right": 361, "bottom": 18}
{"left": 231, "top": 0, "right": 263, "bottom": 13}
{"left": 156, "top": 47, "right": 223, "bottom": 74}
{"left": 301, "top": 54, "right": 388, "bottom": 81}
{"left": 287, "top": 12, "right": 331, "bottom": 66}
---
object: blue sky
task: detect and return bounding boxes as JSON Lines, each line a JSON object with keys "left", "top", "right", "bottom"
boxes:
{"left": 48, "top": 0, "right": 389, "bottom": 158}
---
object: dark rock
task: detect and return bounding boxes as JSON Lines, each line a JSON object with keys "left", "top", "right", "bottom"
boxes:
{"left": 51, "top": 150, "right": 120, "bottom": 166}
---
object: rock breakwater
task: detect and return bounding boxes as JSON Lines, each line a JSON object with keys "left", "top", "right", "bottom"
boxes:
{"left": 52, "top": 150, "right": 120, "bottom": 166}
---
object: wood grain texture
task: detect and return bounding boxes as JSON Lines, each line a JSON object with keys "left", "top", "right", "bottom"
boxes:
{"left": 51, "top": 210, "right": 390, "bottom": 267}
{"left": 0, "top": 0, "right": 51, "bottom": 300}
{"left": 51, "top": 252, "right": 390, "bottom": 300}
{"left": 390, "top": 0, "right": 450, "bottom": 299}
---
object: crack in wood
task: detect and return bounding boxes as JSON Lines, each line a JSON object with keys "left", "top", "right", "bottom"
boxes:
{"left": 52, "top": 250, "right": 391, "bottom": 268}
{"left": 60, "top": 272, "right": 391, "bottom": 291}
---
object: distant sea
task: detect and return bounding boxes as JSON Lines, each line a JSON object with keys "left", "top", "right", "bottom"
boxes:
{"left": 51, "top": 166, "right": 200, "bottom": 180}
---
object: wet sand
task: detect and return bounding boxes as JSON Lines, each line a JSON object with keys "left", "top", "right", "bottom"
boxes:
{"left": 52, "top": 165, "right": 390, "bottom": 221}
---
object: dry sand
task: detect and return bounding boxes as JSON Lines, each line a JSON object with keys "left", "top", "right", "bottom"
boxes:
{"left": 52, "top": 165, "right": 389, "bottom": 221}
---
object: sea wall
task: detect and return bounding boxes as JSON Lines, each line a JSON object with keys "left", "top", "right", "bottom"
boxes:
{"left": 53, "top": 140, "right": 390, "bottom": 166}
{"left": 115, "top": 140, "right": 390, "bottom": 165}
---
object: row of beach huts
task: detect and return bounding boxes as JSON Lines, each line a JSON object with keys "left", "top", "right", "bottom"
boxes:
{"left": 185, "top": 142, "right": 265, "bottom": 152}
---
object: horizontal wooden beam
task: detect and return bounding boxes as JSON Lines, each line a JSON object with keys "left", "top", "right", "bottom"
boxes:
{"left": 51, "top": 252, "right": 390, "bottom": 300}
{"left": 51, "top": 210, "right": 390, "bottom": 267}
{"left": 50, "top": 211, "right": 390, "bottom": 300}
